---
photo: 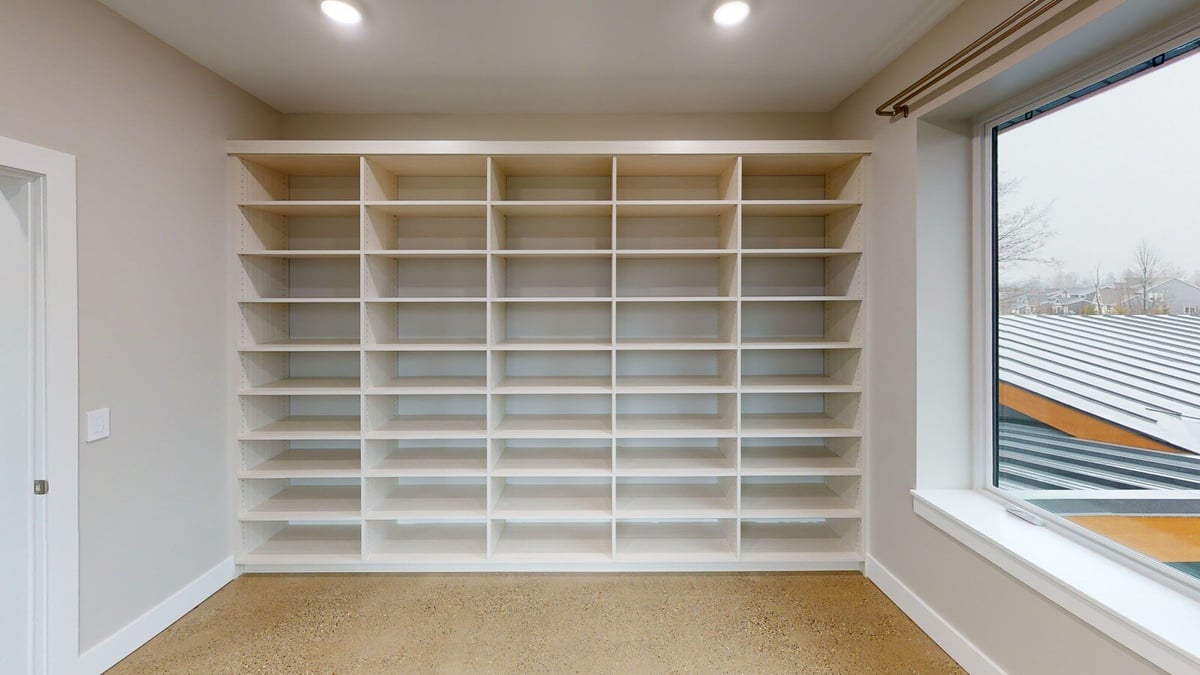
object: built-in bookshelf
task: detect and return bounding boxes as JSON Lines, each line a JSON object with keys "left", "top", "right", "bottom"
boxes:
{"left": 232, "top": 142, "right": 867, "bottom": 570}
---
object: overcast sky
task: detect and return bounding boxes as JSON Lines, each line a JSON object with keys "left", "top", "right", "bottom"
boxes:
{"left": 998, "top": 49, "right": 1200, "bottom": 285}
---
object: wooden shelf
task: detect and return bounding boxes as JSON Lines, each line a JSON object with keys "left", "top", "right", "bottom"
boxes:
{"left": 368, "top": 484, "right": 487, "bottom": 521}
{"left": 233, "top": 146, "right": 867, "bottom": 569}
{"left": 616, "top": 481, "right": 734, "bottom": 518}
{"left": 492, "top": 483, "right": 612, "bottom": 520}
{"left": 740, "top": 521, "right": 860, "bottom": 562}
{"left": 493, "top": 447, "right": 612, "bottom": 477}
{"left": 491, "top": 522, "right": 612, "bottom": 562}
{"left": 240, "top": 377, "right": 361, "bottom": 396}
{"left": 739, "top": 414, "right": 859, "bottom": 438}
{"left": 368, "top": 376, "right": 487, "bottom": 395}
{"left": 616, "top": 445, "right": 734, "bottom": 476}
{"left": 239, "top": 524, "right": 361, "bottom": 563}
{"left": 240, "top": 449, "right": 361, "bottom": 478}
{"left": 493, "top": 414, "right": 613, "bottom": 438}
{"left": 242, "top": 485, "right": 361, "bottom": 521}
{"left": 240, "top": 416, "right": 360, "bottom": 440}
{"left": 368, "top": 447, "right": 486, "bottom": 477}
{"left": 370, "top": 415, "right": 488, "bottom": 439}
{"left": 740, "top": 483, "right": 860, "bottom": 518}
{"left": 367, "top": 523, "right": 487, "bottom": 561}
{"left": 616, "top": 521, "right": 736, "bottom": 562}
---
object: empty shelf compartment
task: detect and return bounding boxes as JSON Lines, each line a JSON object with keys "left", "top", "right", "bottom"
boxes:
{"left": 740, "top": 519, "right": 861, "bottom": 562}
{"left": 742, "top": 256, "right": 861, "bottom": 298}
{"left": 740, "top": 393, "right": 860, "bottom": 437}
{"left": 239, "top": 302, "right": 360, "bottom": 349}
{"left": 240, "top": 395, "right": 360, "bottom": 439}
{"left": 616, "top": 203, "right": 736, "bottom": 249}
{"left": 616, "top": 302, "right": 735, "bottom": 347}
{"left": 492, "top": 207, "right": 612, "bottom": 250}
{"left": 742, "top": 154, "right": 864, "bottom": 202}
{"left": 365, "top": 202, "right": 486, "bottom": 250}
{"left": 363, "top": 155, "right": 487, "bottom": 201}
{"left": 366, "top": 302, "right": 486, "bottom": 348}
{"left": 741, "top": 349, "right": 861, "bottom": 392}
{"left": 240, "top": 522, "right": 361, "bottom": 563}
{"left": 741, "top": 204, "right": 861, "bottom": 250}
{"left": 240, "top": 352, "right": 360, "bottom": 394}
{"left": 490, "top": 521, "right": 612, "bottom": 561}
{"left": 616, "top": 520, "right": 736, "bottom": 561}
{"left": 365, "top": 255, "right": 486, "bottom": 298}
{"left": 366, "top": 351, "right": 486, "bottom": 393}
{"left": 240, "top": 256, "right": 360, "bottom": 300}
{"left": 240, "top": 440, "right": 361, "bottom": 478}
{"left": 740, "top": 476, "right": 861, "bottom": 518}
{"left": 492, "top": 394, "right": 612, "bottom": 438}
{"left": 492, "top": 439, "right": 613, "bottom": 476}
{"left": 741, "top": 300, "right": 860, "bottom": 346}
{"left": 493, "top": 350, "right": 611, "bottom": 393}
{"left": 616, "top": 438, "right": 735, "bottom": 476}
{"left": 492, "top": 156, "right": 613, "bottom": 201}
{"left": 616, "top": 156, "right": 737, "bottom": 201}
{"left": 616, "top": 350, "right": 735, "bottom": 391}
{"left": 491, "top": 478, "right": 612, "bottom": 519}
{"left": 238, "top": 207, "right": 359, "bottom": 254}
{"left": 366, "top": 439, "right": 487, "bottom": 476}
{"left": 366, "top": 522, "right": 486, "bottom": 561}
{"left": 616, "top": 393, "right": 736, "bottom": 437}
{"left": 237, "top": 155, "right": 360, "bottom": 201}
{"left": 494, "top": 256, "right": 611, "bottom": 298}
{"left": 740, "top": 438, "right": 860, "bottom": 476}
{"left": 615, "top": 477, "right": 735, "bottom": 518}
{"left": 367, "top": 394, "right": 487, "bottom": 438}
{"left": 240, "top": 478, "right": 361, "bottom": 520}
{"left": 493, "top": 302, "right": 612, "bottom": 349}
{"left": 367, "top": 477, "right": 486, "bottom": 520}
{"left": 616, "top": 255, "right": 735, "bottom": 297}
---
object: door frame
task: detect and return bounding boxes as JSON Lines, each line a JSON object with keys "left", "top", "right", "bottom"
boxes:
{"left": 2, "top": 135, "right": 78, "bottom": 675}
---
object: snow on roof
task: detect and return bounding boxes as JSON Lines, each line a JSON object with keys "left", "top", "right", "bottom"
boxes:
{"left": 998, "top": 315, "right": 1200, "bottom": 453}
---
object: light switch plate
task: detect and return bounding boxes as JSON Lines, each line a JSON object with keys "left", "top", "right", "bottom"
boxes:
{"left": 86, "top": 408, "right": 110, "bottom": 442}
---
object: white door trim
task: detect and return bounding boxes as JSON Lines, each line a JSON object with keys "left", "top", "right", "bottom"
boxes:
{"left": 1, "top": 135, "right": 78, "bottom": 675}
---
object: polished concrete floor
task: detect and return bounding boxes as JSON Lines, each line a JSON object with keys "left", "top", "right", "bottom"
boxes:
{"left": 108, "top": 573, "right": 962, "bottom": 674}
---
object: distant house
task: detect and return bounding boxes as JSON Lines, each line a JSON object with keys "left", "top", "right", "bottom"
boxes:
{"left": 1118, "top": 278, "right": 1200, "bottom": 315}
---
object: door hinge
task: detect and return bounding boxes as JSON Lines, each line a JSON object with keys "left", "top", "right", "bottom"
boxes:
{"left": 33, "top": 480, "right": 48, "bottom": 495}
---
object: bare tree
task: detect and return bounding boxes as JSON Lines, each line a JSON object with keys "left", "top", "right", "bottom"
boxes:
{"left": 1089, "top": 264, "right": 1105, "bottom": 316}
{"left": 1129, "top": 240, "right": 1163, "bottom": 314}
{"left": 997, "top": 178, "right": 1054, "bottom": 267}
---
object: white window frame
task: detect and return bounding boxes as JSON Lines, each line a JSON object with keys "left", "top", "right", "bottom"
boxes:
{"left": 913, "top": 20, "right": 1200, "bottom": 674}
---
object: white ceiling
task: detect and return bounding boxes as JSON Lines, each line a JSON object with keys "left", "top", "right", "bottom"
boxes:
{"left": 97, "top": 0, "right": 964, "bottom": 115}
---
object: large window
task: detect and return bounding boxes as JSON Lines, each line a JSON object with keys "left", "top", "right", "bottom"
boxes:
{"left": 993, "top": 39, "right": 1200, "bottom": 584}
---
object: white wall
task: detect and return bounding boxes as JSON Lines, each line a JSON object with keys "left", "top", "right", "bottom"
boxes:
{"left": 0, "top": 0, "right": 281, "bottom": 652}
{"left": 832, "top": 0, "right": 1165, "bottom": 672}
{"left": 282, "top": 112, "right": 831, "bottom": 141}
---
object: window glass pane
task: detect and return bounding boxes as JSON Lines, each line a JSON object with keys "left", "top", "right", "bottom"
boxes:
{"left": 994, "top": 48, "right": 1200, "bottom": 584}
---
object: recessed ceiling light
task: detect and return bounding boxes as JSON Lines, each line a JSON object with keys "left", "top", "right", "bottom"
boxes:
{"left": 321, "top": 0, "right": 363, "bottom": 24}
{"left": 712, "top": 1, "right": 750, "bottom": 27}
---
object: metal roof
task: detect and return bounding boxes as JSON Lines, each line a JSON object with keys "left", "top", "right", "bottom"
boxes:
{"left": 998, "top": 315, "right": 1200, "bottom": 454}
{"left": 998, "top": 424, "right": 1200, "bottom": 491}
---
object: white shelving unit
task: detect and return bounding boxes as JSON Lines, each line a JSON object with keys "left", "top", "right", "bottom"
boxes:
{"left": 231, "top": 142, "right": 867, "bottom": 570}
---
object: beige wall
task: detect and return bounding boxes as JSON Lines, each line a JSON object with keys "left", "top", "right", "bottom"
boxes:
{"left": 283, "top": 112, "right": 831, "bottom": 141}
{"left": 832, "top": 1, "right": 1163, "bottom": 672}
{"left": 0, "top": 0, "right": 281, "bottom": 651}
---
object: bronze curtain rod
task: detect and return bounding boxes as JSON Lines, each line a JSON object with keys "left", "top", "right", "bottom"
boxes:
{"left": 876, "top": 0, "right": 1067, "bottom": 118}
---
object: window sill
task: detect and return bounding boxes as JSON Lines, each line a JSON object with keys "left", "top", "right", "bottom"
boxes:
{"left": 912, "top": 489, "right": 1200, "bottom": 674}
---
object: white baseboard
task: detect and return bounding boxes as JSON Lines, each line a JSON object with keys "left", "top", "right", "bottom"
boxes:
{"left": 866, "top": 555, "right": 1005, "bottom": 675}
{"left": 77, "top": 556, "right": 235, "bottom": 675}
